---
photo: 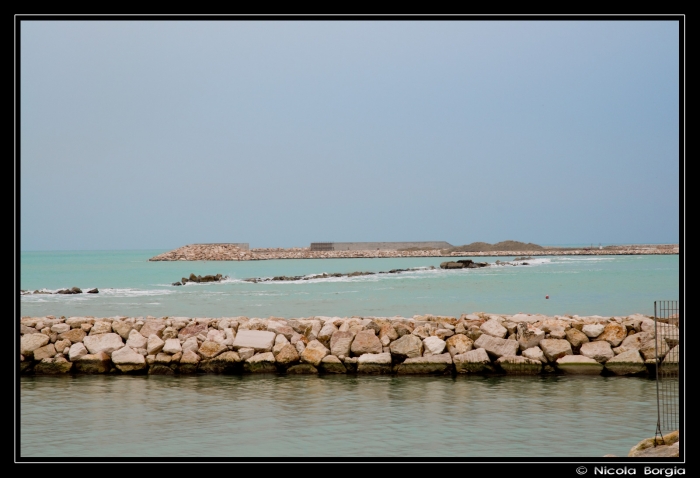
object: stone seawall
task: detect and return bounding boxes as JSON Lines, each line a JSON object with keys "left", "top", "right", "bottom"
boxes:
{"left": 149, "top": 244, "right": 679, "bottom": 261}
{"left": 20, "top": 313, "right": 679, "bottom": 376}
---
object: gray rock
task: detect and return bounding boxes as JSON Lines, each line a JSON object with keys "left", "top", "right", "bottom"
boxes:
{"left": 34, "top": 357, "right": 73, "bottom": 374}
{"left": 350, "top": 329, "right": 383, "bottom": 356}
{"left": 161, "top": 326, "right": 178, "bottom": 341}
{"left": 126, "top": 330, "right": 148, "bottom": 349}
{"left": 496, "top": 355, "right": 542, "bottom": 374}
{"left": 397, "top": 353, "right": 453, "bottom": 374}
{"left": 198, "top": 340, "right": 227, "bottom": 359}
{"left": 33, "top": 343, "right": 57, "bottom": 361}
{"left": 111, "top": 346, "right": 147, "bottom": 372}
{"left": 357, "top": 352, "right": 392, "bottom": 374}
{"left": 20, "top": 333, "right": 50, "bottom": 357}
{"left": 244, "top": 352, "right": 277, "bottom": 373}
{"left": 516, "top": 323, "right": 545, "bottom": 351}
{"left": 232, "top": 329, "right": 276, "bottom": 352}
{"left": 111, "top": 321, "right": 133, "bottom": 340}
{"left": 68, "top": 342, "right": 88, "bottom": 361}
{"left": 480, "top": 319, "right": 507, "bottom": 339}
{"left": 139, "top": 319, "right": 166, "bottom": 339}
{"left": 300, "top": 340, "right": 330, "bottom": 366}
{"left": 422, "top": 336, "right": 447, "bottom": 356}
{"left": 236, "top": 347, "right": 254, "bottom": 361}
{"left": 162, "top": 338, "right": 182, "bottom": 355}
{"left": 538, "top": 339, "right": 573, "bottom": 362}
{"left": 50, "top": 323, "right": 71, "bottom": 334}
{"left": 474, "top": 334, "right": 519, "bottom": 359}
{"left": 319, "top": 355, "right": 346, "bottom": 374}
{"left": 604, "top": 349, "right": 647, "bottom": 375}
{"left": 83, "top": 333, "right": 124, "bottom": 356}
{"left": 58, "top": 328, "right": 86, "bottom": 344}
{"left": 74, "top": 352, "right": 111, "bottom": 374}
{"left": 521, "top": 346, "right": 547, "bottom": 363}
{"left": 555, "top": 355, "right": 603, "bottom": 375}
{"left": 580, "top": 341, "right": 615, "bottom": 363}
{"left": 386, "top": 334, "right": 422, "bottom": 360}
{"left": 582, "top": 324, "right": 605, "bottom": 338}
{"left": 146, "top": 335, "right": 165, "bottom": 355}
{"left": 445, "top": 334, "right": 473, "bottom": 357}
{"left": 89, "top": 321, "right": 113, "bottom": 335}
{"left": 453, "top": 348, "right": 492, "bottom": 373}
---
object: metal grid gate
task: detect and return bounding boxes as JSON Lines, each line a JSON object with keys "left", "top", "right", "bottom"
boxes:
{"left": 654, "top": 300, "right": 679, "bottom": 442}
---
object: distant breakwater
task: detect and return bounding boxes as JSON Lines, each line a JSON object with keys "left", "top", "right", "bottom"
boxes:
{"left": 20, "top": 313, "right": 678, "bottom": 377}
{"left": 148, "top": 244, "right": 679, "bottom": 261}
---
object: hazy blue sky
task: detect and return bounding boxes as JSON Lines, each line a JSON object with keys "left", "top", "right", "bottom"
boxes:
{"left": 20, "top": 20, "right": 681, "bottom": 250}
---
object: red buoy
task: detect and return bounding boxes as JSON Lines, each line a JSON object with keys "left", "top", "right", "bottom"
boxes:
{"left": 545, "top": 295, "right": 549, "bottom": 299}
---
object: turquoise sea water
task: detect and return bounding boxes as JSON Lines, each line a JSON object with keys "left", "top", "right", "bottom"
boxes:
{"left": 20, "top": 250, "right": 679, "bottom": 318}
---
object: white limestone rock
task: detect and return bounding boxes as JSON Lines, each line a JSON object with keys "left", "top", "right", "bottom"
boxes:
{"left": 146, "top": 335, "right": 165, "bottom": 355}
{"left": 126, "top": 330, "right": 148, "bottom": 349}
{"left": 480, "top": 319, "right": 508, "bottom": 339}
{"left": 68, "top": 342, "right": 88, "bottom": 361}
{"left": 83, "top": 333, "right": 124, "bottom": 356}
{"left": 582, "top": 324, "right": 605, "bottom": 338}
{"left": 232, "top": 329, "right": 276, "bottom": 352}
{"left": 422, "top": 336, "right": 447, "bottom": 356}
{"left": 162, "top": 338, "right": 182, "bottom": 355}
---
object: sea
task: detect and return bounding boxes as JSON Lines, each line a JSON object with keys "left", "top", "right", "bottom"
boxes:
{"left": 19, "top": 250, "right": 680, "bottom": 458}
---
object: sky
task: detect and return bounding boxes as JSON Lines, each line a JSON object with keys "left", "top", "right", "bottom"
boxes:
{"left": 19, "top": 19, "right": 681, "bottom": 250}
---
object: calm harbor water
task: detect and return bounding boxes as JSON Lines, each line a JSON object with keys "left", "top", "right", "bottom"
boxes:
{"left": 19, "top": 250, "right": 679, "bottom": 458}
{"left": 20, "top": 374, "right": 662, "bottom": 458}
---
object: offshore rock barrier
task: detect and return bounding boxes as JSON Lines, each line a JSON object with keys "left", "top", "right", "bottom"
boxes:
{"left": 20, "top": 312, "right": 678, "bottom": 377}
{"left": 21, "top": 287, "right": 98, "bottom": 296}
{"left": 242, "top": 267, "right": 430, "bottom": 283}
{"left": 148, "top": 244, "right": 679, "bottom": 261}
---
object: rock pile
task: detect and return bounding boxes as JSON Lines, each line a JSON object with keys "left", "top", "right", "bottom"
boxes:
{"left": 173, "top": 273, "right": 227, "bottom": 286}
{"left": 439, "top": 260, "right": 489, "bottom": 269}
{"left": 242, "top": 267, "right": 431, "bottom": 283}
{"left": 19, "top": 312, "right": 679, "bottom": 377}
{"left": 149, "top": 244, "right": 679, "bottom": 261}
{"left": 21, "top": 287, "right": 98, "bottom": 295}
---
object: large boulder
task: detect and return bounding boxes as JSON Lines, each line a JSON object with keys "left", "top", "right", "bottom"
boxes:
{"left": 582, "top": 324, "right": 605, "bottom": 338}
{"left": 350, "top": 330, "right": 383, "bottom": 356}
{"left": 198, "top": 340, "right": 227, "bottom": 360}
{"left": 628, "top": 431, "right": 679, "bottom": 457}
{"left": 181, "top": 337, "right": 199, "bottom": 354}
{"left": 162, "top": 338, "right": 182, "bottom": 355}
{"left": 378, "top": 324, "right": 399, "bottom": 346}
{"left": 555, "top": 355, "right": 603, "bottom": 375}
{"left": 50, "top": 323, "right": 71, "bottom": 334}
{"left": 34, "top": 357, "right": 73, "bottom": 374}
{"left": 604, "top": 349, "right": 647, "bottom": 375}
{"left": 521, "top": 346, "right": 547, "bottom": 363}
{"left": 139, "top": 319, "right": 166, "bottom": 339}
{"left": 111, "top": 346, "right": 147, "bottom": 372}
{"left": 319, "top": 355, "right": 346, "bottom": 374}
{"left": 565, "top": 328, "right": 589, "bottom": 350}
{"left": 266, "top": 322, "right": 295, "bottom": 340}
{"left": 330, "top": 331, "right": 355, "bottom": 358}
{"left": 178, "top": 323, "right": 208, "bottom": 340}
{"left": 423, "top": 336, "right": 447, "bottom": 356}
{"left": 357, "top": 352, "right": 392, "bottom": 374}
{"left": 445, "top": 334, "right": 473, "bottom": 357}
{"left": 396, "top": 353, "right": 453, "bottom": 375}
{"left": 580, "top": 341, "right": 615, "bottom": 363}
{"left": 68, "top": 342, "right": 88, "bottom": 361}
{"left": 199, "top": 351, "right": 242, "bottom": 374}
{"left": 126, "top": 330, "right": 148, "bottom": 349}
{"left": 146, "top": 335, "right": 165, "bottom": 355}
{"left": 111, "top": 321, "right": 133, "bottom": 340}
{"left": 317, "top": 322, "right": 338, "bottom": 347}
{"left": 286, "top": 364, "right": 318, "bottom": 374}
{"left": 33, "top": 344, "right": 57, "bottom": 361}
{"left": 244, "top": 352, "right": 277, "bottom": 373}
{"left": 595, "top": 322, "right": 627, "bottom": 347}
{"left": 480, "top": 319, "right": 507, "bottom": 339}
{"left": 179, "top": 350, "right": 200, "bottom": 374}
{"left": 496, "top": 355, "right": 542, "bottom": 375}
{"left": 58, "top": 328, "right": 86, "bottom": 344}
{"left": 639, "top": 336, "right": 670, "bottom": 361}
{"left": 389, "top": 334, "right": 423, "bottom": 359}
{"left": 516, "top": 324, "right": 545, "bottom": 351}
{"left": 232, "top": 330, "right": 276, "bottom": 352}
{"left": 89, "top": 321, "right": 113, "bottom": 335}
{"left": 20, "top": 333, "right": 50, "bottom": 357}
{"left": 453, "top": 348, "right": 492, "bottom": 373}
{"left": 538, "top": 339, "right": 573, "bottom": 362}
{"left": 300, "top": 340, "right": 330, "bottom": 366}
{"left": 473, "top": 334, "right": 519, "bottom": 359}
{"left": 83, "top": 333, "right": 124, "bottom": 356}
{"left": 74, "top": 352, "right": 111, "bottom": 374}
{"left": 274, "top": 344, "right": 300, "bottom": 366}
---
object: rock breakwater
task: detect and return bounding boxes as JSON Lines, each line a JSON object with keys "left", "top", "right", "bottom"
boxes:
{"left": 148, "top": 244, "right": 679, "bottom": 261}
{"left": 20, "top": 312, "right": 679, "bottom": 377}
